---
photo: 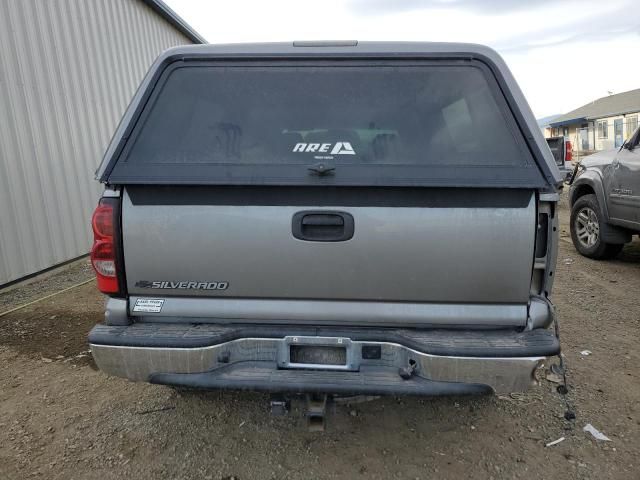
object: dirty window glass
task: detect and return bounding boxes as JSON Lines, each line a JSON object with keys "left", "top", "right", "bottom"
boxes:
{"left": 110, "top": 62, "right": 544, "bottom": 186}
{"left": 125, "top": 65, "right": 529, "bottom": 167}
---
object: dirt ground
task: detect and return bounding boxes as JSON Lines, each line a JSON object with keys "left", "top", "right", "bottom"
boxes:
{"left": 1, "top": 192, "right": 639, "bottom": 480}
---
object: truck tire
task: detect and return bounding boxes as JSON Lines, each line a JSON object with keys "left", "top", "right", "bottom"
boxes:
{"left": 570, "top": 194, "right": 624, "bottom": 259}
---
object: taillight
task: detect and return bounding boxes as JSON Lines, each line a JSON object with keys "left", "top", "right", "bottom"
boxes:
{"left": 91, "top": 199, "right": 119, "bottom": 294}
{"left": 565, "top": 140, "right": 573, "bottom": 163}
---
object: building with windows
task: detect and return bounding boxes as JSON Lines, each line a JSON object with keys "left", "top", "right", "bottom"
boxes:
{"left": 543, "top": 88, "right": 640, "bottom": 154}
{"left": 0, "top": 0, "right": 205, "bottom": 286}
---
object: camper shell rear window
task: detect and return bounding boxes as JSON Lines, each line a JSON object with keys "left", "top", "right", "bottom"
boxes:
{"left": 106, "top": 59, "right": 545, "bottom": 187}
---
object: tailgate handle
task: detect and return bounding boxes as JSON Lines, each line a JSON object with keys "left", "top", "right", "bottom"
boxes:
{"left": 302, "top": 215, "right": 343, "bottom": 227}
{"left": 292, "top": 211, "right": 354, "bottom": 242}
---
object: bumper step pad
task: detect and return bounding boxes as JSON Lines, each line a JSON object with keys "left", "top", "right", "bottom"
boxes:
{"left": 150, "top": 362, "right": 491, "bottom": 396}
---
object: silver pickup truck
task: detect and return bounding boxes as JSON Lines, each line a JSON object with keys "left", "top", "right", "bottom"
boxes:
{"left": 89, "top": 42, "right": 562, "bottom": 399}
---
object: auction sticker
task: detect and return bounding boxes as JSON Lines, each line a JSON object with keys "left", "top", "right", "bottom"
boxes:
{"left": 133, "top": 298, "right": 165, "bottom": 313}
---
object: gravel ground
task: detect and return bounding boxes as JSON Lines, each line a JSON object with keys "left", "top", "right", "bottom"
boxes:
{"left": 0, "top": 192, "right": 639, "bottom": 480}
{"left": 0, "top": 259, "right": 94, "bottom": 312}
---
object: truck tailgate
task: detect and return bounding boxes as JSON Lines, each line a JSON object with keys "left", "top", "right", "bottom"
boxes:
{"left": 122, "top": 187, "right": 536, "bottom": 325}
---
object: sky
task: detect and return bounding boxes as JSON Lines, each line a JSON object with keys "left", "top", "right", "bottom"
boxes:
{"left": 164, "top": 0, "right": 640, "bottom": 119}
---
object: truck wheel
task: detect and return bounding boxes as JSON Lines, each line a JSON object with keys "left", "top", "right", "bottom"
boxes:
{"left": 570, "top": 194, "right": 623, "bottom": 259}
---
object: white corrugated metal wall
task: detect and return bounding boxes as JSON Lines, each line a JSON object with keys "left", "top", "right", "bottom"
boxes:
{"left": 0, "top": 0, "right": 194, "bottom": 285}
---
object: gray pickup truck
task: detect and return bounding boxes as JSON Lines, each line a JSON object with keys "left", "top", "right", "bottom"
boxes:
{"left": 569, "top": 126, "right": 640, "bottom": 259}
{"left": 88, "top": 42, "right": 562, "bottom": 400}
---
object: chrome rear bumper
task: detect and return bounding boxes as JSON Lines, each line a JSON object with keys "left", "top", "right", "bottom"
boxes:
{"left": 90, "top": 336, "right": 547, "bottom": 395}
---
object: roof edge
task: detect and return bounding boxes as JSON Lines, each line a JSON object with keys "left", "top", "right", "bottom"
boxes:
{"left": 141, "top": 0, "right": 207, "bottom": 44}
{"left": 548, "top": 107, "right": 640, "bottom": 127}
{"left": 549, "top": 88, "right": 640, "bottom": 126}
{"left": 585, "top": 107, "right": 640, "bottom": 120}
{"left": 547, "top": 117, "right": 586, "bottom": 127}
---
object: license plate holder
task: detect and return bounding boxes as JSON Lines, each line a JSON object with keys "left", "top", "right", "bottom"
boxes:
{"left": 290, "top": 345, "right": 347, "bottom": 366}
{"left": 277, "top": 336, "right": 356, "bottom": 371}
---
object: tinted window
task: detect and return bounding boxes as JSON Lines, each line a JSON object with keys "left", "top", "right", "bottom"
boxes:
{"left": 110, "top": 62, "right": 542, "bottom": 187}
